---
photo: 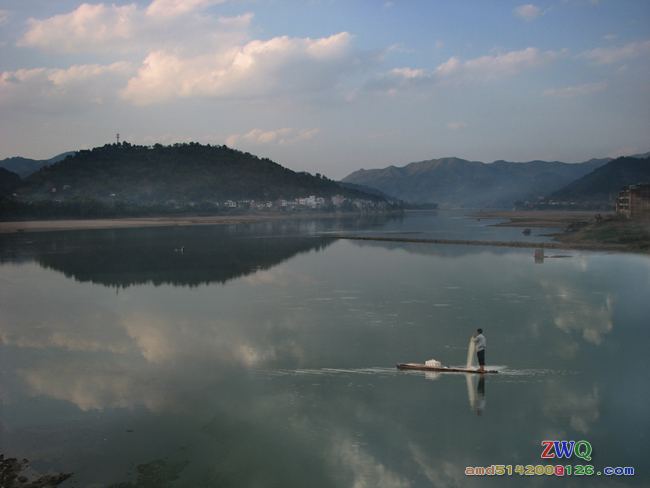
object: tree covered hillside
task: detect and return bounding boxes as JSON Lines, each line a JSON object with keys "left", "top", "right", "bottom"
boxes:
{"left": 547, "top": 156, "right": 650, "bottom": 203}
{"left": 17, "top": 142, "right": 376, "bottom": 204}
{"left": 0, "top": 167, "right": 22, "bottom": 195}
{"left": 342, "top": 156, "right": 608, "bottom": 207}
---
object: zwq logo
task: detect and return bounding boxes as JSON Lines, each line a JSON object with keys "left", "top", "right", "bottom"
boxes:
{"left": 541, "top": 441, "right": 592, "bottom": 461}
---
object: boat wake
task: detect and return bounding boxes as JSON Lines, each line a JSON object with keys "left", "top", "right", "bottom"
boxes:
{"left": 256, "top": 367, "right": 399, "bottom": 378}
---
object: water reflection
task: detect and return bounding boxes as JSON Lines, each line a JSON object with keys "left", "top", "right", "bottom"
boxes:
{"left": 2, "top": 224, "right": 335, "bottom": 288}
{"left": 1, "top": 215, "right": 649, "bottom": 487}
{"left": 107, "top": 458, "right": 189, "bottom": 488}
{"left": 466, "top": 374, "right": 486, "bottom": 414}
{"left": 0, "top": 215, "right": 412, "bottom": 287}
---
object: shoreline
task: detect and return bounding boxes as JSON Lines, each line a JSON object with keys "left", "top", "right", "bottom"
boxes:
{"left": 323, "top": 235, "right": 629, "bottom": 252}
{"left": 2, "top": 210, "right": 646, "bottom": 254}
{"left": 0, "top": 209, "right": 599, "bottom": 234}
{"left": 468, "top": 210, "right": 615, "bottom": 228}
{"left": 0, "top": 212, "right": 361, "bottom": 234}
{"left": 468, "top": 210, "right": 648, "bottom": 253}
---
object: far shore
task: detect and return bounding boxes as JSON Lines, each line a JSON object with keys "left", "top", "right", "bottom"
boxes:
{"left": 468, "top": 210, "right": 616, "bottom": 228}
{"left": 2, "top": 209, "right": 647, "bottom": 254}
{"left": 0, "top": 209, "right": 610, "bottom": 234}
{"left": 0, "top": 211, "right": 368, "bottom": 234}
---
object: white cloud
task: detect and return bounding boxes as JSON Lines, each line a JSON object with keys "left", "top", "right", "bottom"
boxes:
{"left": 362, "top": 47, "right": 564, "bottom": 95}
{"left": 562, "top": 0, "right": 602, "bottom": 4}
{"left": 444, "top": 47, "right": 563, "bottom": 80}
{"left": 392, "top": 67, "right": 425, "bottom": 79}
{"left": 279, "top": 129, "right": 321, "bottom": 145}
{"left": 0, "top": 62, "right": 134, "bottom": 111}
{"left": 146, "top": 0, "right": 227, "bottom": 19}
{"left": 542, "top": 80, "right": 608, "bottom": 98}
{"left": 13, "top": 1, "right": 381, "bottom": 107}
{"left": 121, "top": 32, "right": 367, "bottom": 104}
{"left": 17, "top": 1, "right": 251, "bottom": 54}
{"left": 0, "top": 9, "right": 9, "bottom": 25}
{"left": 227, "top": 128, "right": 320, "bottom": 147}
{"left": 514, "top": 4, "right": 542, "bottom": 21}
{"left": 578, "top": 40, "right": 650, "bottom": 65}
{"left": 359, "top": 68, "right": 426, "bottom": 97}
{"left": 447, "top": 121, "right": 467, "bottom": 130}
{"left": 19, "top": 3, "right": 143, "bottom": 53}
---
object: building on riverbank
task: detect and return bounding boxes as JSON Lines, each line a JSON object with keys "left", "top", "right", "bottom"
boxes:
{"left": 616, "top": 182, "right": 650, "bottom": 220}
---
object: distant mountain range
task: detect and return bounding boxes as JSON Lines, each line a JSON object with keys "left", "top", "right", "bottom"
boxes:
{"left": 0, "top": 152, "right": 75, "bottom": 178}
{"left": 2, "top": 145, "right": 648, "bottom": 210}
{"left": 343, "top": 154, "right": 650, "bottom": 208}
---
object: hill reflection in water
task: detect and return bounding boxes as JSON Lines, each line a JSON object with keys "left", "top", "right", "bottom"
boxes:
{"left": 0, "top": 217, "right": 396, "bottom": 288}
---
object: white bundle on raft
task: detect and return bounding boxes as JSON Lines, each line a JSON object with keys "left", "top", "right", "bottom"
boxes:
{"left": 425, "top": 359, "right": 442, "bottom": 367}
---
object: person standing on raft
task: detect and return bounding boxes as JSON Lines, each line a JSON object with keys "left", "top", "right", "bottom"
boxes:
{"left": 472, "top": 329, "right": 486, "bottom": 372}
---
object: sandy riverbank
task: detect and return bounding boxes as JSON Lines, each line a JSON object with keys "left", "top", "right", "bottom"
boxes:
{"left": 0, "top": 213, "right": 321, "bottom": 234}
{"left": 470, "top": 210, "right": 649, "bottom": 253}
{"left": 469, "top": 210, "right": 615, "bottom": 228}
{"left": 323, "top": 235, "right": 629, "bottom": 252}
{"left": 0, "top": 209, "right": 608, "bottom": 234}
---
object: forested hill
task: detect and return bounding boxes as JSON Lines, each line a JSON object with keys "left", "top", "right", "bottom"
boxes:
{"left": 547, "top": 156, "right": 650, "bottom": 202}
{"left": 15, "top": 143, "right": 380, "bottom": 204}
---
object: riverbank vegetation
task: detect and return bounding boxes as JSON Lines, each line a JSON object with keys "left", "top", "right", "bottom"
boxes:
{"left": 475, "top": 210, "right": 649, "bottom": 253}
{"left": 553, "top": 216, "right": 649, "bottom": 252}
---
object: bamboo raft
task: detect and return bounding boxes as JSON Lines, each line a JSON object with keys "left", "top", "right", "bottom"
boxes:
{"left": 397, "top": 363, "right": 498, "bottom": 373}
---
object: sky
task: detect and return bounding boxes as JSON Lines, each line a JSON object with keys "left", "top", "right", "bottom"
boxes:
{"left": 1, "top": 0, "right": 649, "bottom": 180}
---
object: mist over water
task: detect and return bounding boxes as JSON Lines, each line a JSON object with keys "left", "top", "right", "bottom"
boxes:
{"left": 1, "top": 211, "right": 648, "bottom": 487}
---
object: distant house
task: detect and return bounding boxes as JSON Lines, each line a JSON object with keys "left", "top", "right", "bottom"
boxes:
{"left": 616, "top": 182, "right": 650, "bottom": 220}
{"left": 331, "top": 194, "right": 345, "bottom": 206}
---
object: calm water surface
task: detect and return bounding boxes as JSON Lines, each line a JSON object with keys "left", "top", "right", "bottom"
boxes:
{"left": 1, "top": 211, "right": 648, "bottom": 487}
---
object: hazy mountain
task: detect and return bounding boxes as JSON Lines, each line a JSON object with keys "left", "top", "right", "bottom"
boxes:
{"left": 548, "top": 156, "right": 650, "bottom": 203}
{"left": 342, "top": 156, "right": 610, "bottom": 207}
{"left": 0, "top": 152, "right": 75, "bottom": 178}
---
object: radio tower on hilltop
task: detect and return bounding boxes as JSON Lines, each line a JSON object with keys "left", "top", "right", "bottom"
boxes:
{"left": 116, "top": 133, "right": 120, "bottom": 145}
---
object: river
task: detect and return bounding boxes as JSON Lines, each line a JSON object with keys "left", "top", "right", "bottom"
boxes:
{"left": 1, "top": 211, "right": 648, "bottom": 487}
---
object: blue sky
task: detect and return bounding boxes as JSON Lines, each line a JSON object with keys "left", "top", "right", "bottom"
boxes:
{"left": 1, "top": 0, "right": 649, "bottom": 179}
